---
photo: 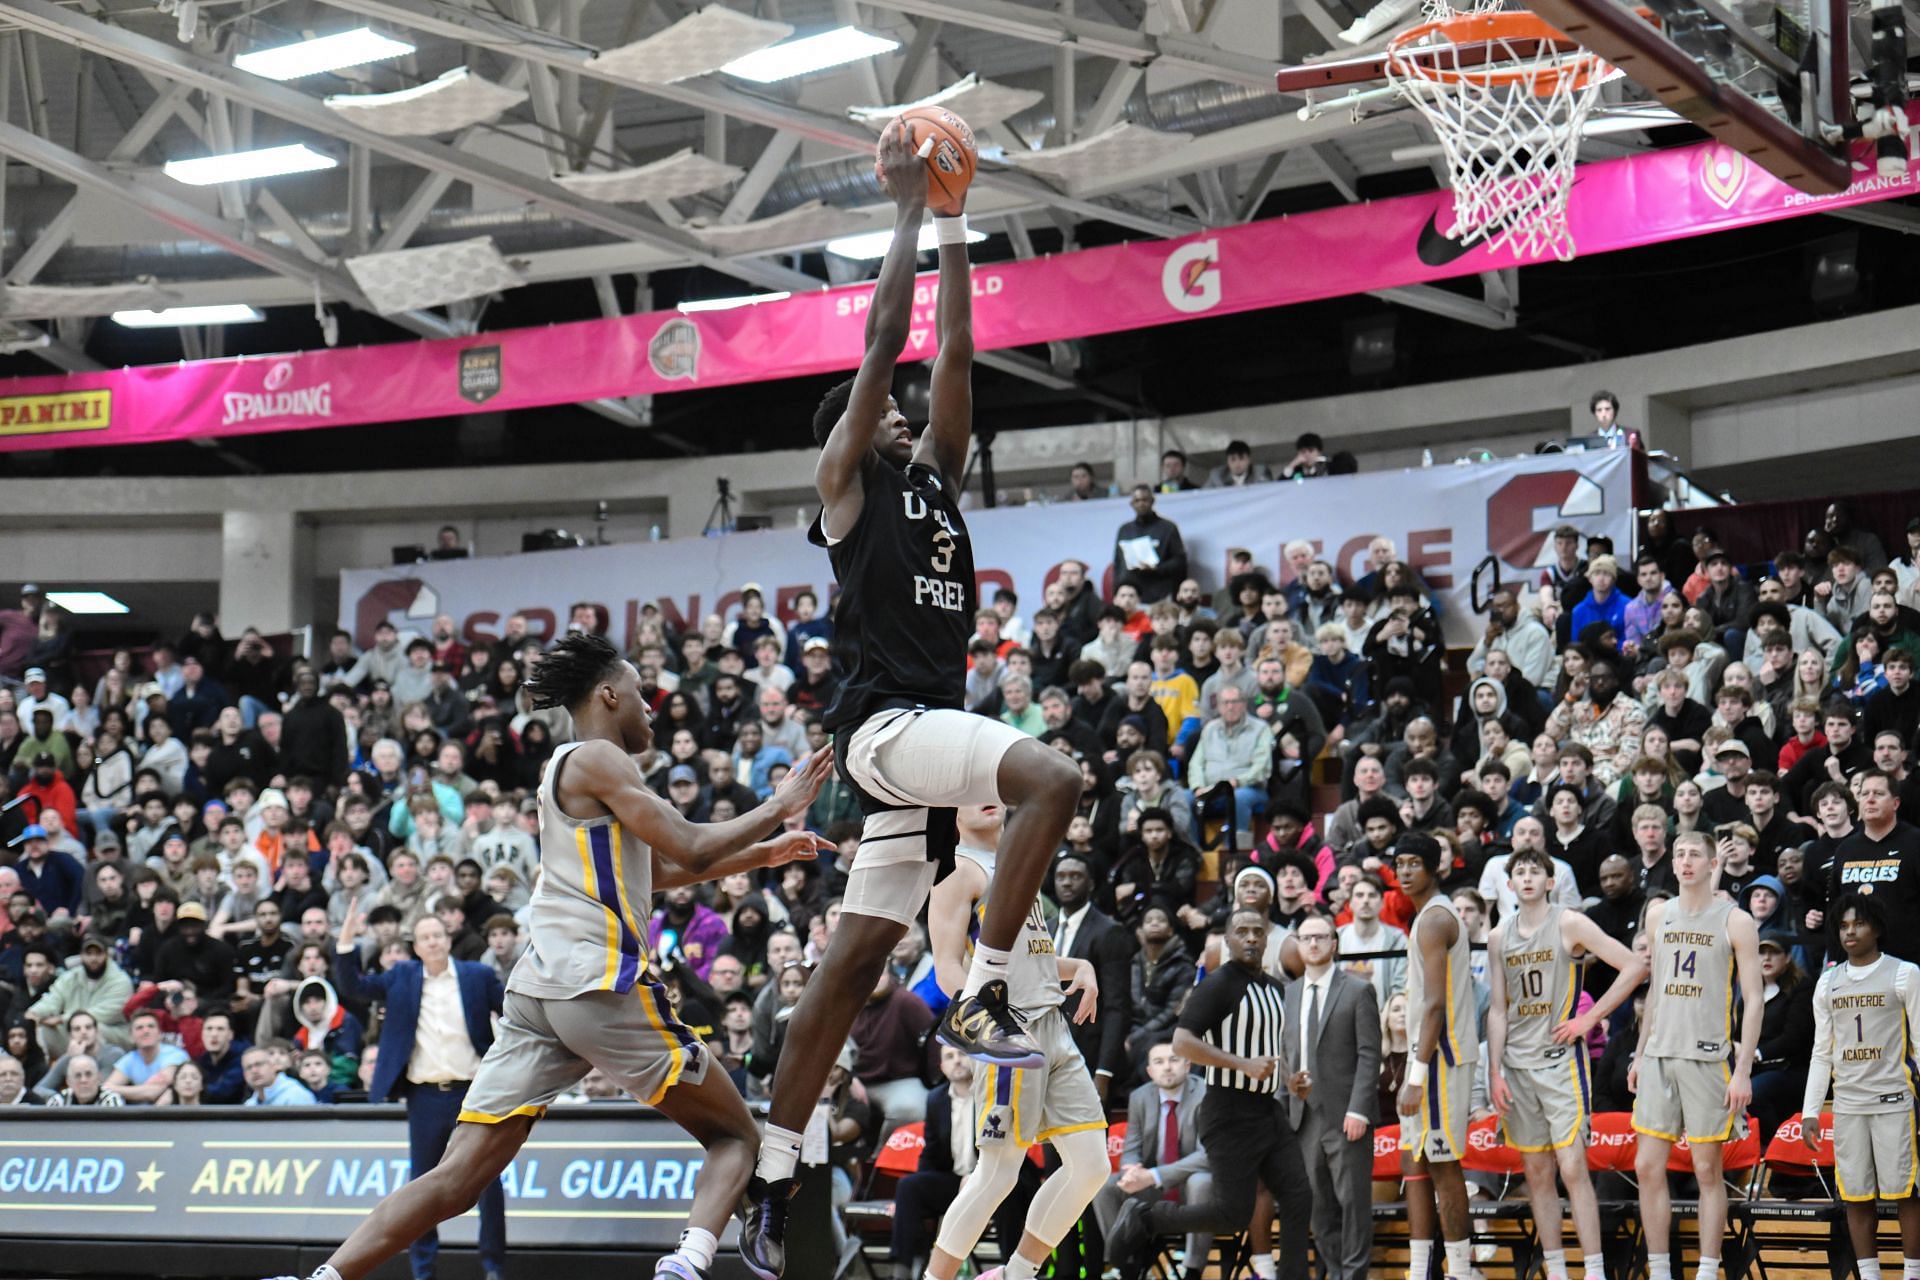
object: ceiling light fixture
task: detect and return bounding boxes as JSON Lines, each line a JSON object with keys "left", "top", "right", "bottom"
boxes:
{"left": 163, "top": 143, "right": 336, "bottom": 185}
{"left": 678, "top": 291, "right": 792, "bottom": 313}
{"left": 719, "top": 27, "right": 900, "bottom": 83}
{"left": 45, "top": 591, "right": 130, "bottom": 615}
{"left": 112, "top": 305, "right": 265, "bottom": 327}
{"left": 234, "top": 27, "right": 414, "bottom": 80}
{"left": 825, "top": 223, "right": 987, "bottom": 260}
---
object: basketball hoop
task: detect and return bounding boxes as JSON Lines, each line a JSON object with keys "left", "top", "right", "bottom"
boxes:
{"left": 1387, "top": 10, "right": 1610, "bottom": 261}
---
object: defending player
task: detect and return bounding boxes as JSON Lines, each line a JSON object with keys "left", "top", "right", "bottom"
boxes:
{"left": 1801, "top": 892, "right": 1920, "bottom": 1280}
{"left": 272, "top": 633, "right": 833, "bottom": 1280}
{"left": 921, "top": 802, "right": 1110, "bottom": 1280}
{"left": 1395, "top": 831, "right": 1479, "bottom": 1280}
{"left": 1631, "top": 830, "right": 1763, "bottom": 1280}
{"left": 742, "top": 118, "right": 1082, "bottom": 1278}
{"left": 1486, "top": 848, "right": 1648, "bottom": 1280}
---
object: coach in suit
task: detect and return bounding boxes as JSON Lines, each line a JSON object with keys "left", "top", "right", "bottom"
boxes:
{"left": 334, "top": 906, "right": 506, "bottom": 1280}
{"left": 1280, "top": 913, "right": 1380, "bottom": 1280}
{"left": 889, "top": 1045, "right": 1036, "bottom": 1279}
{"left": 1052, "top": 853, "right": 1133, "bottom": 1099}
{"left": 1092, "top": 1038, "right": 1213, "bottom": 1277}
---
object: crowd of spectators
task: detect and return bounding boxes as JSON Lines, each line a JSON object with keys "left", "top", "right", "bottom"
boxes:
{"left": 3, "top": 461, "right": 1919, "bottom": 1279}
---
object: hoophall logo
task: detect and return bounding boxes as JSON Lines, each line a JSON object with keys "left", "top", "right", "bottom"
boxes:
{"left": 1161, "top": 239, "right": 1222, "bottom": 314}
{"left": 353, "top": 578, "right": 441, "bottom": 648}
{"left": 1486, "top": 469, "right": 1606, "bottom": 569}
{"left": 1697, "top": 145, "right": 1749, "bottom": 211}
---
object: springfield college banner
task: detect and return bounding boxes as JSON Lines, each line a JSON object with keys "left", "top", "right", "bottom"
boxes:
{"left": 0, "top": 1106, "right": 712, "bottom": 1250}
{"left": 0, "top": 108, "right": 1916, "bottom": 455}
{"left": 337, "top": 452, "right": 1633, "bottom": 652}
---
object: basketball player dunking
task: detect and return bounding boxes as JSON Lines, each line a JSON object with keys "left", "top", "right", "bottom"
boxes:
{"left": 739, "top": 123, "right": 1083, "bottom": 1280}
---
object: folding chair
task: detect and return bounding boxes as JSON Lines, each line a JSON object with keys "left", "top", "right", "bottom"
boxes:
{"left": 1463, "top": 1116, "right": 1539, "bottom": 1279}
{"left": 1739, "top": 1112, "right": 1846, "bottom": 1280}
{"left": 842, "top": 1122, "right": 925, "bottom": 1280}
{"left": 1585, "top": 1113, "right": 1643, "bottom": 1280}
{"left": 1664, "top": 1115, "right": 1763, "bottom": 1280}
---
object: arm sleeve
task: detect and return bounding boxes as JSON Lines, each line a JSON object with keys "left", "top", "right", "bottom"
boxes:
{"left": 1801, "top": 969, "right": 1833, "bottom": 1120}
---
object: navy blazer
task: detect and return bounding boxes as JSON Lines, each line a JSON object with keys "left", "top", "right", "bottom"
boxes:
{"left": 334, "top": 947, "right": 504, "bottom": 1104}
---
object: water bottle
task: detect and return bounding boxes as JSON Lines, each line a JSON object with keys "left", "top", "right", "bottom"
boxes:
{"left": 1421, "top": 448, "right": 1433, "bottom": 468}
{"left": 649, "top": 524, "right": 661, "bottom": 542}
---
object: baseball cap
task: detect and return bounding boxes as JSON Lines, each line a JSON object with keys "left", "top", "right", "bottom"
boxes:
{"left": 31, "top": 752, "right": 55, "bottom": 767}
{"left": 1756, "top": 930, "right": 1793, "bottom": 953}
{"left": 176, "top": 902, "right": 209, "bottom": 922}
{"left": 8, "top": 824, "right": 48, "bottom": 846}
{"left": 519, "top": 796, "right": 540, "bottom": 815}
{"left": 162, "top": 830, "right": 188, "bottom": 847}
{"left": 803, "top": 637, "right": 831, "bottom": 653}
{"left": 668, "top": 765, "right": 700, "bottom": 785}
{"left": 1705, "top": 548, "right": 1732, "bottom": 565}
{"left": 22, "top": 668, "right": 45, "bottom": 683}
{"left": 1715, "top": 739, "right": 1751, "bottom": 758}
{"left": 20, "top": 583, "right": 42, "bottom": 596}
{"left": 93, "top": 830, "right": 121, "bottom": 851}
{"left": 79, "top": 935, "right": 109, "bottom": 953}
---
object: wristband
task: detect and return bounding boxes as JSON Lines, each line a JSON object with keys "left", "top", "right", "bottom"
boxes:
{"left": 1405, "top": 1060, "right": 1429, "bottom": 1087}
{"left": 933, "top": 215, "right": 969, "bottom": 245}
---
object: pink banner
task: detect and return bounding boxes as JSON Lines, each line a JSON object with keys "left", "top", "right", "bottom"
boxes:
{"left": 2, "top": 109, "right": 1913, "bottom": 454}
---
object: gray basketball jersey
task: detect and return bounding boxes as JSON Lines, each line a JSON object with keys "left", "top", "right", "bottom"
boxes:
{"left": 1646, "top": 896, "right": 1736, "bottom": 1061}
{"left": 1498, "top": 906, "right": 1581, "bottom": 1068}
{"left": 508, "top": 741, "right": 656, "bottom": 1000}
{"left": 1815, "top": 957, "right": 1920, "bottom": 1114}
{"left": 1407, "top": 895, "right": 1478, "bottom": 1066}
{"left": 955, "top": 845, "right": 1062, "bottom": 1016}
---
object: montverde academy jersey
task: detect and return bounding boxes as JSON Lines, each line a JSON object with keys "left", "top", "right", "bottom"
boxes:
{"left": 1646, "top": 896, "right": 1736, "bottom": 1061}
{"left": 954, "top": 845, "right": 1063, "bottom": 1016}
{"left": 1809, "top": 956, "right": 1920, "bottom": 1114}
{"left": 809, "top": 452, "right": 973, "bottom": 734}
{"left": 1407, "top": 896, "right": 1478, "bottom": 1066}
{"left": 1497, "top": 906, "right": 1580, "bottom": 1068}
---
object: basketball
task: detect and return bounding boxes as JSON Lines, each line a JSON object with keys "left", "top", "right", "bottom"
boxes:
{"left": 878, "top": 106, "right": 977, "bottom": 216}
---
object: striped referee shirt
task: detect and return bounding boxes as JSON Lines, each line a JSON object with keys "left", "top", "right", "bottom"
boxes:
{"left": 1176, "top": 959, "right": 1287, "bottom": 1095}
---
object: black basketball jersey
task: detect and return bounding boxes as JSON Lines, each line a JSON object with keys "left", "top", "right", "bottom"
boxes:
{"left": 808, "top": 452, "right": 974, "bottom": 733}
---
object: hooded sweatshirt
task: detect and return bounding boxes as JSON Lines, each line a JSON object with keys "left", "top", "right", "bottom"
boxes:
{"left": 292, "top": 976, "right": 364, "bottom": 1066}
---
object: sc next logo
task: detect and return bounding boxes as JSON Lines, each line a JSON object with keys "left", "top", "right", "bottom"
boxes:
{"left": 1161, "top": 239, "right": 1222, "bottom": 314}
{"left": 1487, "top": 469, "right": 1605, "bottom": 570}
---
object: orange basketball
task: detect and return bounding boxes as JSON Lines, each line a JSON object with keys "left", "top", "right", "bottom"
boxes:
{"left": 887, "top": 106, "right": 977, "bottom": 216}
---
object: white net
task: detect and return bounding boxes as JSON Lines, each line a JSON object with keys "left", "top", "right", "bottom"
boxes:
{"left": 1387, "top": 14, "right": 1607, "bottom": 261}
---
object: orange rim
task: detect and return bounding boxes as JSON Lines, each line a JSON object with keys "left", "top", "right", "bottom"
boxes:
{"left": 1387, "top": 11, "right": 1603, "bottom": 93}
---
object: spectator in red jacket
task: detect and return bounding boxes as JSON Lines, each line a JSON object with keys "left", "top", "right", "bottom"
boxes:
{"left": 123, "top": 979, "right": 207, "bottom": 1059}
{"left": 18, "top": 754, "right": 78, "bottom": 840}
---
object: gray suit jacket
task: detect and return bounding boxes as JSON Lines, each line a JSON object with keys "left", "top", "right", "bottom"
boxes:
{"left": 1120, "top": 1074, "right": 1208, "bottom": 1189}
{"left": 1280, "top": 968, "right": 1381, "bottom": 1131}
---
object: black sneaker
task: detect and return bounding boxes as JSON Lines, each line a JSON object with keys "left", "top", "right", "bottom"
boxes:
{"left": 935, "top": 980, "right": 1043, "bottom": 1067}
{"left": 739, "top": 1175, "right": 794, "bottom": 1280}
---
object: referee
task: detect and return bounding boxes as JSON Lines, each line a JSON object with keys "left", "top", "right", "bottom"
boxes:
{"left": 1106, "top": 906, "right": 1312, "bottom": 1280}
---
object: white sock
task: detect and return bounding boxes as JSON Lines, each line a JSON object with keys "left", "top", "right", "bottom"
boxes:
{"left": 1005, "top": 1254, "right": 1041, "bottom": 1280}
{"left": 963, "top": 945, "right": 1012, "bottom": 998}
{"left": 755, "top": 1122, "right": 803, "bottom": 1183}
{"left": 1859, "top": 1259, "right": 1884, "bottom": 1280}
{"left": 1444, "top": 1237, "right": 1472, "bottom": 1278}
{"left": 1409, "top": 1239, "right": 1433, "bottom": 1280}
{"left": 1902, "top": 1258, "right": 1920, "bottom": 1280}
{"left": 1542, "top": 1248, "right": 1567, "bottom": 1278}
{"left": 677, "top": 1227, "right": 718, "bottom": 1272}
{"left": 308, "top": 1268, "right": 343, "bottom": 1280}
{"left": 1249, "top": 1254, "right": 1277, "bottom": 1280}
{"left": 1648, "top": 1253, "right": 1672, "bottom": 1280}
{"left": 1695, "top": 1256, "right": 1720, "bottom": 1280}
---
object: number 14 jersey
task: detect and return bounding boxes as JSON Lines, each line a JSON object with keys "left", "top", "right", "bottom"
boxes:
{"left": 1647, "top": 896, "right": 1736, "bottom": 1061}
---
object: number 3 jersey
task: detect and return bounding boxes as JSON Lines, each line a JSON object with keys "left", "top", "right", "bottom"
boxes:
{"left": 1805, "top": 955, "right": 1920, "bottom": 1115}
{"left": 1646, "top": 896, "right": 1736, "bottom": 1061}
{"left": 808, "top": 452, "right": 974, "bottom": 735}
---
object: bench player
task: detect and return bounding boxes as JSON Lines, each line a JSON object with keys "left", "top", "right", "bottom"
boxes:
{"left": 1631, "top": 830, "right": 1763, "bottom": 1280}
{"left": 922, "top": 802, "right": 1110, "bottom": 1280}
{"left": 1802, "top": 892, "right": 1920, "bottom": 1280}
{"left": 741, "top": 121, "right": 1082, "bottom": 1278}
{"left": 1487, "top": 848, "right": 1647, "bottom": 1280}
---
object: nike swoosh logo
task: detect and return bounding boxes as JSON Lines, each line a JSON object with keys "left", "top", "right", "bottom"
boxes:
{"left": 1414, "top": 175, "right": 1585, "bottom": 266}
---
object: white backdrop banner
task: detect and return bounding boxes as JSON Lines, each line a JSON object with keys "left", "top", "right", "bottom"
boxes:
{"left": 337, "top": 451, "right": 1633, "bottom": 653}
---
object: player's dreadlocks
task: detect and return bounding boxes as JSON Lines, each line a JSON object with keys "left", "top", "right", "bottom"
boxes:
{"left": 525, "top": 631, "right": 623, "bottom": 711}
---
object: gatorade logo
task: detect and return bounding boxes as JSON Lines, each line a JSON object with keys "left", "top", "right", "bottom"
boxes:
{"left": 1161, "top": 239, "right": 1222, "bottom": 314}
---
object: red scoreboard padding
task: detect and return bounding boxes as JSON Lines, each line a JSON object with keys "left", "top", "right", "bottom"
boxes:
{"left": 1586, "top": 1112, "right": 1639, "bottom": 1173}
{"left": 875, "top": 1121, "right": 925, "bottom": 1176}
{"left": 1762, "top": 1111, "right": 1835, "bottom": 1171}
{"left": 1462, "top": 1115, "right": 1526, "bottom": 1175}
{"left": 1374, "top": 1125, "right": 1404, "bottom": 1181}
